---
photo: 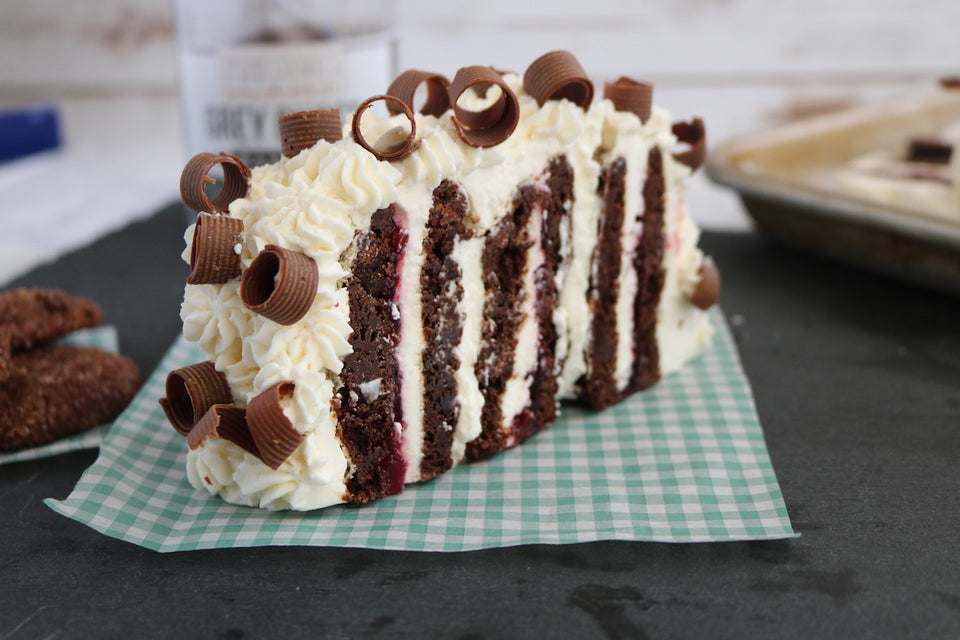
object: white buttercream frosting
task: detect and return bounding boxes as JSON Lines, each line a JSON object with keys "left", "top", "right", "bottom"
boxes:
{"left": 450, "top": 235, "right": 485, "bottom": 463}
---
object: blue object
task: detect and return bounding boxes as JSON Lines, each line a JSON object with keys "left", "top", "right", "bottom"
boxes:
{"left": 0, "top": 105, "right": 62, "bottom": 163}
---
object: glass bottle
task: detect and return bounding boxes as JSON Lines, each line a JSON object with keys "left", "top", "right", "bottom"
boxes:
{"left": 174, "top": 0, "right": 397, "bottom": 167}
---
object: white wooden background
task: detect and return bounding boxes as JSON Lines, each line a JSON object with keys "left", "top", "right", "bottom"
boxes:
{"left": 1, "top": 0, "right": 958, "bottom": 283}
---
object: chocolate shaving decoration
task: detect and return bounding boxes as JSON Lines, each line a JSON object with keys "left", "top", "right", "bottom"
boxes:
{"left": 188, "top": 404, "right": 260, "bottom": 457}
{"left": 241, "top": 245, "right": 318, "bottom": 325}
{"left": 187, "top": 213, "right": 244, "bottom": 285}
{"left": 907, "top": 138, "right": 953, "bottom": 165}
{"left": 690, "top": 256, "right": 721, "bottom": 310}
{"left": 180, "top": 152, "right": 252, "bottom": 213}
{"left": 278, "top": 109, "right": 343, "bottom": 158}
{"left": 159, "top": 362, "right": 233, "bottom": 436}
{"left": 386, "top": 70, "right": 451, "bottom": 117}
{"left": 351, "top": 95, "right": 420, "bottom": 161}
{"left": 448, "top": 66, "right": 520, "bottom": 148}
{"left": 246, "top": 382, "right": 304, "bottom": 469}
{"left": 672, "top": 117, "right": 707, "bottom": 172}
{"left": 523, "top": 50, "right": 595, "bottom": 110}
{"left": 604, "top": 76, "right": 654, "bottom": 124}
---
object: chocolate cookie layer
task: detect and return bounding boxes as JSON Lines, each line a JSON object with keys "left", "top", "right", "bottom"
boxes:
{"left": 419, "top": 180, "right": 469, "bottom": 480}
{"left": 583, "top": 157, "right": 627, "bottom": 409}
{"left": 466, "top": 185, "right": 537, "bottom": 461}
{"left": 630, "top": 147, "right": 666, "bottom": 391}
{"left": 336, "top": 205, "right": 406, "bottom": 502}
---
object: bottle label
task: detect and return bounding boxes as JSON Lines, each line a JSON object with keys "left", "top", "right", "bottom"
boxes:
{"left": 179, "top": 37, "right": 394, "bottom": 165}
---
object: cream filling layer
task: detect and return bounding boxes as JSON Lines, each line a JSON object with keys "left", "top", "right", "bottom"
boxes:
{"left": 656, "top": 153, "right": 713, "bottom": 375}
{"left": 549, "top": 195, "right": 574, "bottom": 380}
{"left": 555, "top": 152, "right": 602, "bottom": 399}
{"left": 450, "top": 235, "right": 485, "bottom": 463}
{"left": 612, "top": 151, "right": 647, "bottom": 393}
{"left": 395, "top": 191, "right": 430, "bottom": 484}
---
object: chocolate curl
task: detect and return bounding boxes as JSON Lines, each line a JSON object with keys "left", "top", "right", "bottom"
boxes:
{"left": 159, "top": 362, "right": 233, "bottom": 436}
{"left": 690, "top": 256, "right": 721, "bottom": 310}
{"left": 351, "top": 95, "right": 420, "bottom": 161}
{"left": 188, "top": 404, "right": 260, "bottom": 458}
{"left": 180, "top": 152, "right": 252, "bottom": 213}
{"left": 604, "top": 76, "right": 653, "bottom": 123}
{"left": 672, "top": 117, "right": 707, "bottom": 172}
{"left": 386, "top": 70, "right": 451, "bottom": 117}
{"left": 448, "top": 66, "right": 520, "bottom": 148}
{"left": 187, "top": 213, "right": 244, "bottom": 285}
{"left": 523, "top": 50, "right": 595, "bottom": 110}
{"left": 907, "top": 139, "right": 953, "bottom": 165}
{"left": 246, "top": 382, "right": 304, "bottom": 469}
{"left": 241, "top": 245, "right": 318, "bottom": 325}
{"left": 278, "top": 109, "right": 343, "bottom": 158}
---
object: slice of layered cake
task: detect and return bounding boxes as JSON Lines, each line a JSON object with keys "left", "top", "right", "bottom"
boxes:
{"left": 162, "top": 51, "right": 721, "bottom": 510}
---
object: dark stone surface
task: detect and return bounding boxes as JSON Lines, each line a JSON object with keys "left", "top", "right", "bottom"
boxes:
{"left": 1, "top": 204, "right": 958, "bottom": 639}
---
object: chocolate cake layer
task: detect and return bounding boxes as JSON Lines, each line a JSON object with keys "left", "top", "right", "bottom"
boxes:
{"left": 631, "top": 147, "right": 666, "bottom": 391}
{"left": 583, "top": 157, "right": 627, "bottom": 409}
{"left": 517, "top": 156, "right": 574, "bottom": 444}
{"left": 336, "top": 205, "right": 406, "bottom": 502}
{"left": 419, "top": 180, "right": 469, "bottom": 480}
{"left": 466, "top": 185, "right": 537, "bottom": 461}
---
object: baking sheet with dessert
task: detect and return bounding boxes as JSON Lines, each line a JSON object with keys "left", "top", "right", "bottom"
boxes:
{"left": 707, "top": 81, "right": 960, "bottom": 294}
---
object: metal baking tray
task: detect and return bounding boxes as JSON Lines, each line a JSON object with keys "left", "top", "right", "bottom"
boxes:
{"left": 706, "top": 90, "right": 960, "bottom": 295}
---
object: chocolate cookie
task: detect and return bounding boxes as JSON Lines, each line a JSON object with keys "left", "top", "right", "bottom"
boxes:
{"left": 0, "top": 344, "right": 141, "bottom": 451}
{"left": 0, "top": 288, "right": 103, "bottom": 384}
{"left": 0, "top": 326, "right": 12, "bottom": 385}
{"left": 0, "top": 288, "right": 103, "bottom": 351}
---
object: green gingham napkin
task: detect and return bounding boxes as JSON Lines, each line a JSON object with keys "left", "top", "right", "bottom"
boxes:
{"left": 46, "top": 309, "right": 795, "bottom": 551}
{"left": 1, "top": 326, "right": 121, "bottom": 466}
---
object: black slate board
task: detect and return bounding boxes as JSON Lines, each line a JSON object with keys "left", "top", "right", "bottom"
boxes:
{"left": 1, "top": 204, "right": 958, "bottom": 639}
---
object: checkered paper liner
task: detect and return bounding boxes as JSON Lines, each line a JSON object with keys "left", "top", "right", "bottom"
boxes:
{"left": 46, "top": 308, "right": 795, "bottom": 551}
{"left": 1, "top": 326, "right": 120, "bottom": 466}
